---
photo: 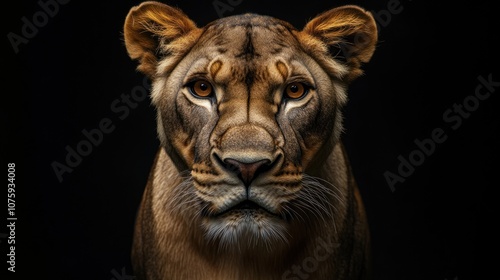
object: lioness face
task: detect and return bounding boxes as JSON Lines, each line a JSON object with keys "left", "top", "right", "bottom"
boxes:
{"left": 124, "top": 2, "right": 377, "bottom": 248}
{"left": 159, "top": 16, "right": 345, "bottom": 246}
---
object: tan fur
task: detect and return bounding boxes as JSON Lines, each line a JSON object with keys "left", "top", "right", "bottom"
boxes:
{"left": 123, "top": 2, "right": 377, "bottom": 279}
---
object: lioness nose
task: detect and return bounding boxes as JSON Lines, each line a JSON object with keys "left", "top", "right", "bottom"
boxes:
{"left": 224, "top": 158, "right": 272, "bottom": 186}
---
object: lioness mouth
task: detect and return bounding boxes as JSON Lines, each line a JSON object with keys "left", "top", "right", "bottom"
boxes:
{"left": 232, "top": 200, "right": 261, "bottom": 210}
{"left": 214, "top": 200, "right": 279, "bottom": 218}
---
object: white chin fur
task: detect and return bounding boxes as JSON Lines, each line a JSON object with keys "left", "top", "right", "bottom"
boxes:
{"left": 202, "top": 212, "right": 289, "bottom": 251}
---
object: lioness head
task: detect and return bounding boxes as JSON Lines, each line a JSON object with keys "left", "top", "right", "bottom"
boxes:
{"left": 124, "top": 1, "right": 376, "bottom": 249}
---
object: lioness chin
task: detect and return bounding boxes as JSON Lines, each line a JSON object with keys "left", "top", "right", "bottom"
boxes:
{"left": 123, "top": 1, "right": 377, "bottom": 279}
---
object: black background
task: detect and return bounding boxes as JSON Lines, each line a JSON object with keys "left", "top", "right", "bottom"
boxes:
{"left": 2, "top": 0, "right": 498, "bottom": 279}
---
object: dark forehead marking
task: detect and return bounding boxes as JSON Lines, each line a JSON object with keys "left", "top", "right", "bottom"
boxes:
{"left": 202, "top": 14, "right": 301, "bottom": 112}
{"left": 206, "top": 13, "right": 297, "bottom": 32}
{"left": 202, "top": 14, "right": 298, "bottom": 59}
{"left": 236, "top": 23, "right": 258, "bottom": 60}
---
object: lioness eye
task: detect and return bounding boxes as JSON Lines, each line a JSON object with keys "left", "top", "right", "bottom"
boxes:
{"left": 284, "top": 82, "right": 308, "bottom": 99}
{"left": 189, "top": 80, "right": 214, "bottom": 98}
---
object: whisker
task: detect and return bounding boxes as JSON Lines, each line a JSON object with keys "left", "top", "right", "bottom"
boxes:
{"left": 302, "top": 184, "right": 334, "bottom": 214}
{"left": 285, "top": 173, "right": 347, "bottom": 236}
{"left": 302, "top": 174, "right": 342, "bottom": 236}
{"left": 302, "top": 181, "right": 340, "bottom": 216}
{"left": 282, "top": 204, "right": 303, "bottom": 222}
{"left": 302, "top": 177, "right": 345, "bottom": 214}
{"left": 294, "top": 196, "right": 329, "bottom": 225}
{"left": 165, "top": 174, "right": 207, "bottom": 226}
{"left": 303, "top": 175, "right": 346, "bottom": 207}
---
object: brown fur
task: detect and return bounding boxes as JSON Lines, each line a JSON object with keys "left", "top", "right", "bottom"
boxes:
{"left": 123, "top": 2, "right": 377, "bottom": 279}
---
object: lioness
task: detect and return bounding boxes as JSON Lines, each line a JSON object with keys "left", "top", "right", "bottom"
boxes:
{"left": 123, "top": 1, "right": 377, "bottom": 279}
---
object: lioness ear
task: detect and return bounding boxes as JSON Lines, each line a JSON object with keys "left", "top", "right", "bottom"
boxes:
{"left": 302, "top": 5, "right": 378, "bottom": 82}
{"left": 123, "top": 1, "right": 198, "bottom": 78}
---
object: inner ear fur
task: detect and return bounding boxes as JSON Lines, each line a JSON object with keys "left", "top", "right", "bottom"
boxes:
{"left": 302, "top": 5, "right": 378, "bottom": 82}
{"left": 123, "top": 1, "right": 198, "bottom": 78}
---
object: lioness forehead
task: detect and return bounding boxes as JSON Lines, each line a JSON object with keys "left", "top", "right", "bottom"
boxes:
{"left": 178, "top": 14, "right": 313, "bottom": 89}
{"left": 199, "top": 14, "right": 299, "bottom": 60}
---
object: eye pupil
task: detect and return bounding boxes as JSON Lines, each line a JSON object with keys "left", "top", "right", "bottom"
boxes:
{"left": 199, "top": 83, "right": 208, "bottom": 91}
{"left": 285, "top": 82, "right": 307, "bottom": 99}
{"left": 190, "top": 80, "right": 214, "bottom": 98}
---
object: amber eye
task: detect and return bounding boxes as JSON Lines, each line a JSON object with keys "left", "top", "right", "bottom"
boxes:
{"left": 189, "top": 80, "right": 214, "bottom": 98}
{"left": 284, "top": 82, "right": 308, "bottom": 99}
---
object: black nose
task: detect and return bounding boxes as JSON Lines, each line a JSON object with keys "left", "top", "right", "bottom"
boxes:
{"left": 223, "top": 158, "right": 272, "bottom": 185}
